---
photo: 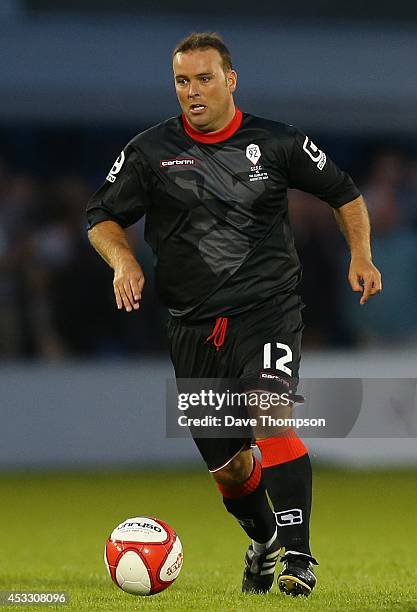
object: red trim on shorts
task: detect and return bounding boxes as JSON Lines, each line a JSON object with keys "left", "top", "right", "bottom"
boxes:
{"left": 182, "top": 108, "right": 243, "bottom": 143}
{"left": 257, "top": 431, "right": 308, "bottom": 468}
{"left": 216, "top": 457, "right": 262, "bottom": 499}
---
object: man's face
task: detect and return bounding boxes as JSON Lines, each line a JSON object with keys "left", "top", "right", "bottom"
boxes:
{"left": 173, "top": 48, "right": 237, "bottom": 133}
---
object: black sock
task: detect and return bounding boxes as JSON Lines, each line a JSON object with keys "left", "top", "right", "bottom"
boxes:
{"left": 223, "top": 484, "right": 277, "bottom": 543}
{"left": 262, "top": 453, "right": 312, "bottom": 555}
{"left": 220, "top": 460, "right": 277, "bottom": 544}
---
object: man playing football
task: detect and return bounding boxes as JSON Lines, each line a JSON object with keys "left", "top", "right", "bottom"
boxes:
{"left": 87, "top": 32, "right": 382, "bottom": 596}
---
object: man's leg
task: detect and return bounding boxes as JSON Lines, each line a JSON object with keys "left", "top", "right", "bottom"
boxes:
{"left": 213, "top": 448, "right": 276, "bottom": 545}
{"left": 227, "top": 294, "right": 318, "bottom": 596}
{"left": 257, "top": 432, "right": 318, "bottom": 596}
{"left": 257, "top": 432, "right": 312, "bottom": 554}
{"left": 167, "top": 315, "right": 280, "bottom": 592}
{"left": 212, "top": 447, "right": 281, "bottom": 594}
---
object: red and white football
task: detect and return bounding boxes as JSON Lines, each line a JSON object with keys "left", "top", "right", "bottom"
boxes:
{"left": 104, "top": 516, "right": 183, "bottom": 596}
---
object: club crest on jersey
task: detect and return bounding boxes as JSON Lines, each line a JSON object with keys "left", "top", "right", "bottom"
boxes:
{"left": 302, "top": 137, "right": 327, "bottom": 170}
{"left": 246, "top": 143, "right": 261, "bottom": 165}
{"left": 106, "top": 151, "right": 125, "bottom": 183}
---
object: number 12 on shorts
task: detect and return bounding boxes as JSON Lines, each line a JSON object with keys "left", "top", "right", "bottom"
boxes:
{"left": 263, "top": 342, "right": 293, "bottom": 376}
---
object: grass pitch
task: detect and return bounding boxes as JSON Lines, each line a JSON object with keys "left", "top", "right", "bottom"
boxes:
{"left": 0, "top": 467, "right": 416, "bottom": 611}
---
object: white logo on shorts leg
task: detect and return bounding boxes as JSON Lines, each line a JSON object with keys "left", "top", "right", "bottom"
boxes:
{"left": 302, "top": 137, "right": 326, "bottom": 170}
{"left": 106, "top": 150, "right": 125, "bottom": 183}
{"left": 246, "top": 143, "right": 261, "bottom": 165}
{"left": 275, "top": 508, "right": 303, "bottom": 526}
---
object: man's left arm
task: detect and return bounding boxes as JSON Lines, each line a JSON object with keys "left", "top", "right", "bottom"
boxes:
{"left": 286, "top": 128, "right": 382, "bottom": 305}
{"left": 333, "top": 195, "right": 382, "bottom": 305}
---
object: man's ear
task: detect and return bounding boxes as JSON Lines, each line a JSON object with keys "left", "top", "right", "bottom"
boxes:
{"left": 228, "top": 70, "right": 238, "bottom": 93}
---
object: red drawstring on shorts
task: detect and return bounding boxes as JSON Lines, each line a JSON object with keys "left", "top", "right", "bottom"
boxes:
{"left": 206, "top": 316, "right": 229, "bottom": 351}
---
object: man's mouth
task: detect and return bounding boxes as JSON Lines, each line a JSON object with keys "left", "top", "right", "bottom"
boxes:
{"left": 189, "top": 104, "right": 207, "bottom": 114}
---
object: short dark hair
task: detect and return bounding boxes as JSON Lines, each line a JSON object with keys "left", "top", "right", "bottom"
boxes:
{"left": 172, "top": 32, "right": 233, "bottom": 72}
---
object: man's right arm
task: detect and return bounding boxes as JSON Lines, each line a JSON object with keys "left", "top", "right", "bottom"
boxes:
{"left": 88, "top": 220, "right": 145, "bottom": 312}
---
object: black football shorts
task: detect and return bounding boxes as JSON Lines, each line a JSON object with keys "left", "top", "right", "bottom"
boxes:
{"left": 167, "top": 294, "right": 304, "bottom": 472}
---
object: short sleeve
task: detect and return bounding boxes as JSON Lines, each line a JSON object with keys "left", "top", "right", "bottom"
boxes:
{"left": 86, "top": 143, "right": 151, "bottom": 230}
{"left": 288, "top": 127, "right": 360, "bottom": 208}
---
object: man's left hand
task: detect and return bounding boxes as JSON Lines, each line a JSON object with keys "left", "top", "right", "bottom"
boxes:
{"left": 348, "top": 258, "right": 382, "bottom": 305}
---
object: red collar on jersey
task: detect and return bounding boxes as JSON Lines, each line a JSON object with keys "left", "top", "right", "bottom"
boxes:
{"left": 181, "top": 108, "right": 243, "bottom": 144}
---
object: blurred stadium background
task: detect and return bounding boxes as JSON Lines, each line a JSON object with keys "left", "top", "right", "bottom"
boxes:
{"left": 1, "top": 4, "right": 417, "bottom": 610}
{"left": 1, "top": 3, "right": 417, "bottom": 469}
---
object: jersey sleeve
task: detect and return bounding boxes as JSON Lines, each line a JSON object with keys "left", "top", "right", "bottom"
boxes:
{"left": 86, "top": 142, "right": 151, "bottom": 230}
{"left": 287, "top": 127, "right": 360, "bottom": 208}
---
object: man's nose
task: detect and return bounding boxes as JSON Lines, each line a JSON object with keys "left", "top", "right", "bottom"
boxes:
{"left": 188, "top": 81, "right": 200, "bottom": 97}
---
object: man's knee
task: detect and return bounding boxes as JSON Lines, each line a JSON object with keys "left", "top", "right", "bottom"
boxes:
{"left": 212, "top": 449, "right": 253, "bottom": 487}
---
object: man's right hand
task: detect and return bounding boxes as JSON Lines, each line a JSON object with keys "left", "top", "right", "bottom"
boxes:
{"left": 113, "top": 258, "right": 145, "bottom": 312}
{"left": 87, "top": 220, "right": 145, "bottom": 312}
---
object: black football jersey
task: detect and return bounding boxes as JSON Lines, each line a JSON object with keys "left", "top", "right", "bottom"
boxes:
{"left": 86, "top": 110, "right": 360, "bottom": 320}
